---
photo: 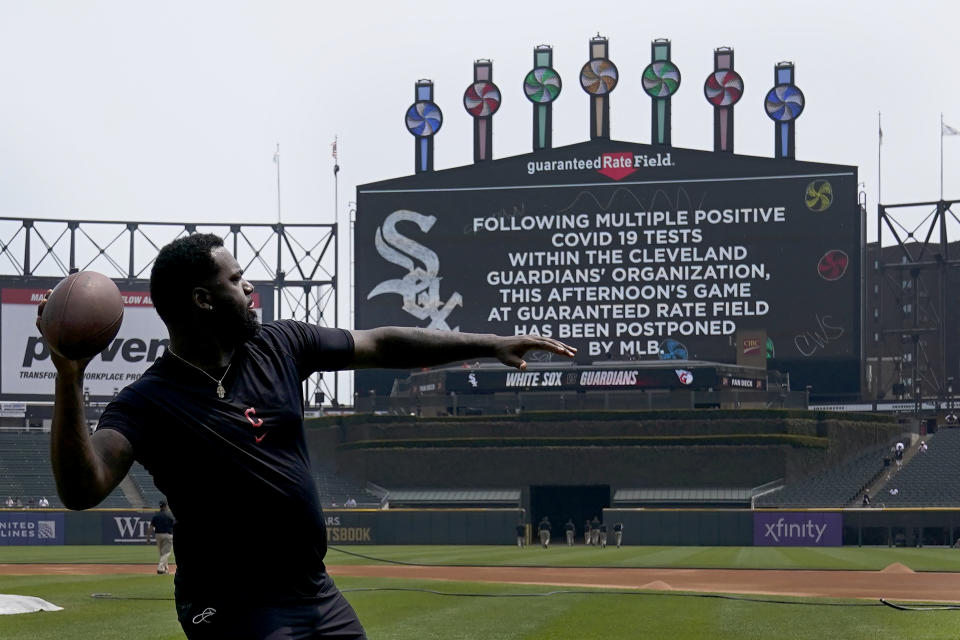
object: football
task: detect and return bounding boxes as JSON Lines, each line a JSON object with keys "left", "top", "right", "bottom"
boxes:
{"left": 39, "top": 271, "right": 124, "bottom": 360}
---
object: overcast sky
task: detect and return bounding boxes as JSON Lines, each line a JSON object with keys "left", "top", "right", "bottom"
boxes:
{"left": 1, "top": 0, "right": 958, "bottom": 236}
{"left": 2, "top": 1, "right": 956, "bottom": 403}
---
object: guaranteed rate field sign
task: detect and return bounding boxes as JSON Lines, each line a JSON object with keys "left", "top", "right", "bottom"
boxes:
{"left": 356, "top": 139, "right": 860, "bottom": 396}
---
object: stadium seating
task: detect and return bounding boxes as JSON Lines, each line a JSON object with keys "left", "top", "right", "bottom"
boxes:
{"left": 312, "top": 459, "right": 380, "bottom": 507}
{"left": 0, "top": 431, "right": 390, "bottom": 509}
{"left": 0, "top": 431, "right": 128, "bottom": 508}
{"left": 876, "top": 428, "right": 960, "bottom": 507}
{"left": 754, "top": 442, "right": 892, "bottom": 507}
{"left": 128, "top": 462, "right": 166, "bottom": 508}
{"left": 614, "top": 486, "right": 758, "bottom": 508}
{"left": 0, "top": 431, "right": 67, "bottom": 507}
{"left": 382, "top": 488, "right": 520, "bottom": 508}
{"left": 0, "top": 432, "right": 387, "bottom": 510}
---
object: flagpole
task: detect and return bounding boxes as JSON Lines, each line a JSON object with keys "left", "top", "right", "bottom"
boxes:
{"left": 274, "top": 142, "right": 282, "bottom": 224}
{"left": 332, "top": 136, "right": 340, "bottom": 406}
{"left": 333, "top": 136, "right": 339, "bottom": 227}
{"left": 878, "top": 112, "right": 882, "bottom": 204}
{"left": 941, "top": 113, "right": 944, "bottom": 200}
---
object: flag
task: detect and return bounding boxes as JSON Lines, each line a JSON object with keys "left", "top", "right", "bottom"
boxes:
{"left": 332, "top": 136, "right": 339, "bottom": 175}
{"left": 944, "top": 122, "right": 960, "bottom": 137}
{"left": 273, "top": 148, "right": 279, "bottom": 164}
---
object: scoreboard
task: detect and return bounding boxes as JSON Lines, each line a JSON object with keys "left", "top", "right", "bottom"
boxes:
{"left": 355, "top": 139, "right": 860, "bottom": 397}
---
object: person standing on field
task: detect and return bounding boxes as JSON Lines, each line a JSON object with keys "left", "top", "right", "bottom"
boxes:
{"left": 613, "top": 522, "right": 624, "bottom": 548}
{"left": 39, "top": 233, "right": 576, "bottom": 640}
{"left": 149, "top": 500, "right": 175, "bottom": 574}
{"left": 564, "top": 518, "right": 575, "bottom": 546}
{"left": 515, "top": 522, "right": 526, "bottom": 549}
{"left": 538, "top": 516, "right": 552, "bottom": 548}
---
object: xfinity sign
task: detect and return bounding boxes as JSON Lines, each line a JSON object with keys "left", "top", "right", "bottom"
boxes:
{"left": 753, "top": 512, "right": 842, "bottom": 546}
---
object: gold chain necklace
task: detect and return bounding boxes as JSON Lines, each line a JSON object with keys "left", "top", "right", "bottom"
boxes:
{"left": 167, "top": 348, "right": 232, "bottom": 399}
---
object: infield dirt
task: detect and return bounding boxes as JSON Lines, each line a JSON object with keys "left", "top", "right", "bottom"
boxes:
{"left": 3, "top": 563, "right": 959, "bottom": 603}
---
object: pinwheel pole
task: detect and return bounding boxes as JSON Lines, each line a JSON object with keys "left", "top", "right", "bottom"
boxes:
{"left": 765, "top": 62, "right": 804, "bottom": 159}
{"left": 525, "top": 45, "right": 562, "bottom": 151}
{"left": 463, "top": 60, "right": 501, "bottom": 163}
{"left": 643, "top": 39, "right": 681, "bottom": 146}
{"left": 703, "top": 47, "right": 742, "bottom": 153}
{"left": 405, "top": 80, "right": 443, "bottom": 173}
{"left": 580, "top": 35, "right": 618, "bottom": 140}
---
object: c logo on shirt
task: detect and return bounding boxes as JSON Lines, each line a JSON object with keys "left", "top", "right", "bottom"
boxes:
{"left": 245, "top": 407, "right": 267, "bottom": 443}
{"left": 244, "top": 407, "right": 263, "bottom": 428}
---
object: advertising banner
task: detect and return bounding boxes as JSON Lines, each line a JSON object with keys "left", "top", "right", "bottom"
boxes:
{"left": 101, "top": 511, "right": 155, "bottom": 544}
{"left": 323, "top": 512, "right": 375, "bottom": 544}
{"left": 356, "top": 140, "right": 860, "bottom": 396}
{"left": 429, "top": 365, "right": 717, "bottom": 394}
{"left": 0, "top": 401, "right": 27, "bottom": 417}
{"left": 0, "top": 281, "right": 270, "bottom": 400}
{"left": 0, "top": 511, "right": 64, "bottom": 545}
{"left": 718, "top": 374, "right": 767, "bottom": 391}
{"left": 753, "top": 511, "right": 842, "bottom": 546}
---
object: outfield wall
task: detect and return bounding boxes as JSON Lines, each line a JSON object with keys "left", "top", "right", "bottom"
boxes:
{"left": 5, "top": 507, "right": 959, "bottom": 547}
{"left": 0, "top": 508, "right": 525, "bottom": 546}
{"left": 605, "top": 508, "right": 960, "bottom": 547}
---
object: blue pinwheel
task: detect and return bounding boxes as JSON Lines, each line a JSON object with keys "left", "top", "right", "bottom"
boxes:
{"left": 405, "top": 101, "right": 443, "bottom": 137}
{"left": 764, "top": 84, "right": 804, "bottom": 122}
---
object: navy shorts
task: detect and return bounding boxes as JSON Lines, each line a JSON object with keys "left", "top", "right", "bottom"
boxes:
{"left": 176, "top": 582, "right": 366, "bottom": 640}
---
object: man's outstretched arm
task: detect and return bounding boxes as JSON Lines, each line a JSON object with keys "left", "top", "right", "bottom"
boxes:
{"left": 348, "top": 327, "right": 576, "bottom": 370}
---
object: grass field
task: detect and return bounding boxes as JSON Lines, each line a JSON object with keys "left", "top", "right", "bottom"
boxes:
{"left": 323, "top": 544, "right": 960, "bottom": 572}
{"left": 3, "top": 545, "right": 960, "bottom": 639}
{"left": 7, "top": 544, "right": 960, "bottom": 572}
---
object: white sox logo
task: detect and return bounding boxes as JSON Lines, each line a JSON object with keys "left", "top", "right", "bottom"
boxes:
{"left": 367, "top": 210, "right": 462, "bottom": 331}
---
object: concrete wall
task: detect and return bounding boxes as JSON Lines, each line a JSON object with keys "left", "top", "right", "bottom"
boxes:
{"left": 6, "top": 507, "right": 960, "bottom": 547}
{"left": 336, "top": 445, "right": 789, "bottom": 489}
{"left": 310, "top": 411, "right": 901, "bottom": 490}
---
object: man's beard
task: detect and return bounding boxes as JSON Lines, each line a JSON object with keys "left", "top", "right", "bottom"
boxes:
{"left": 212, "top": 304, "right": 261, "bottom": 345}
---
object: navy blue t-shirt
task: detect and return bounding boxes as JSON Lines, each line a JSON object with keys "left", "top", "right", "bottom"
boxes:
{"left": 97, "top": 320, "right": 354, "bottom": 603}
{"left": 150, "top": 510, "right": 175, "bottom": 534}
